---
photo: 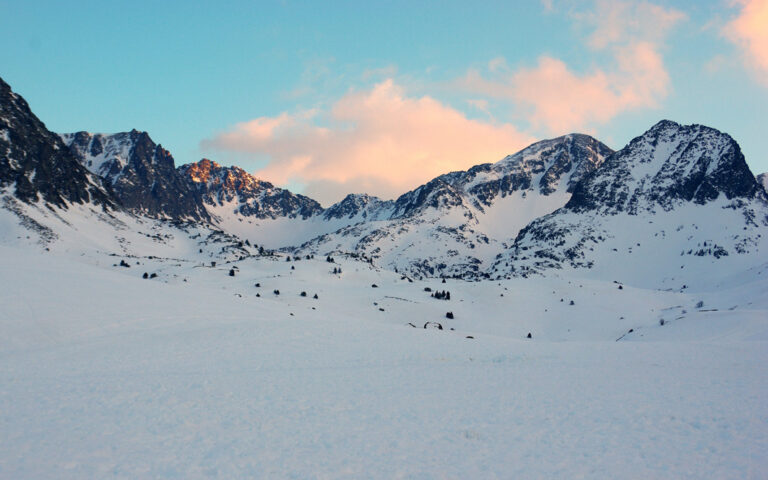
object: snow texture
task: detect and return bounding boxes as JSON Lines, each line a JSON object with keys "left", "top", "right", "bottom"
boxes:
{"left": 0, "top": 194, "right": 767, "bottom": 479}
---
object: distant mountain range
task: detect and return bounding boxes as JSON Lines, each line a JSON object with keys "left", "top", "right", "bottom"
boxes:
{"left": 2, "top": 76, "right": 767, "bottom": 283}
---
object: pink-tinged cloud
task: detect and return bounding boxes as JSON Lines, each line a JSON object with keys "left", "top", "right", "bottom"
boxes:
{"left": 203, "top": 80, "right": 535, "bottom": 205}
{"left": 456, "top": 0, "right": 683, "bottom": 135}
{"left": 584, "top": 0, "right": 686, "bottom": 49}
{"left": 724, "top": 0, "right": 768, "bottom": 85}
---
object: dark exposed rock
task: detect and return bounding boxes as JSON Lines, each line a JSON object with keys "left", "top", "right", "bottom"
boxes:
{"left": 567, "top": 120, "right": 761, "bottom": 214}
{"left": 179, "top": 159, "right": 321, "bottom": 220}
{"left": 0, "top": 77, "right": 114, "bottom": 209}
{"left": 61, "top": 130, "right": 209, "bottom": 221}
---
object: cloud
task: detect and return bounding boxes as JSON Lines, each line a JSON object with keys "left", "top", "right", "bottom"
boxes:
{"left": 488, "top": 57, "right": 509, "bottom": 73}
{"left": 582, "top": 0, "right": 686, "bottom": 49}
{"left": 455, "top": 1, "right": 684, "bottom": 134}
{"left": 203, "top": 80, "right": 535, "bottom": 205}
{"left": 723, "top": 0, "right": 768, "bottom": 85}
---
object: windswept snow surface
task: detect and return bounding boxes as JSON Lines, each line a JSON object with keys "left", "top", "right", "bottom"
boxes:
{"left": 1, "top": 239, "right": 767, "bottom": 478}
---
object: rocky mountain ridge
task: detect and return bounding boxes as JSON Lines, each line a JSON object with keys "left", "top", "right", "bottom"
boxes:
{"left": 0, "top": 78, "right": 114, "bottom": 209}
{"left": 491, "top": 120, "right": 768, "bottom": 284}
{"left": 291, "top": 134, "right": 614, "bottom": 277}
{"left": 178, "top": 158, "right": 322, "bottom": 221}
{"left": 61, "top": 130, "right": 209, "bottom": 221}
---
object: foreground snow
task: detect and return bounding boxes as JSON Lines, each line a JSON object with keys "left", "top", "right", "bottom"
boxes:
{"left": 1, "top": 244, "right": 767, "bottom": 479}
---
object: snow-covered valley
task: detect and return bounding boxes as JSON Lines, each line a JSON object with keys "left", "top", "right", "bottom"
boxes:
{"left": 1, "top": 233, "right": 767, "bottom": 478}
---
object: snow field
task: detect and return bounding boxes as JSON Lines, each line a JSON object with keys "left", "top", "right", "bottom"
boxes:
{"left": 1, "top": 245, "right": 767, "bottom": 478}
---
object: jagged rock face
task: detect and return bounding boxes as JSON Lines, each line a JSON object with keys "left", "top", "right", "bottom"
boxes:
{"left": 179, "top": 159, "right": 322, "bottom": 220}
{"left": 323, "top": 193, "right": 394, "bottom": 221}
{"left": 567, "top": 121, "right": 760, "bottom": 214}
{"left": 61, "top": 130, "right": 209, "bottom": 221}
{"left": 492, "top": 121, "right": 768, "bottom": 282}
{"left": 391, "top": 134, "right": 612, "bottom": 219}
{"left": 0, "top": 77, "right": 113, "bottom": 208}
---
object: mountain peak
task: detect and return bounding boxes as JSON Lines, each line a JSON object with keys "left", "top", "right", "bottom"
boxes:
{"left": 0, "top": 77, "right": 114, "bottom": 208}
{"left": 60, "top": 130, "right": 209, "bottom": 221}
{"left": 322, "top": 193, "right": 394, "bottom": 221}
{"left": 179, "top": 160, "right": 322, "bottom": 221}
{"left": 567, "top": 121, "right": 760, "bottom": 214}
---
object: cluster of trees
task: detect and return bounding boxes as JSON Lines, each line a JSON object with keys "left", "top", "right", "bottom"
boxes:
{"left": 431, "top": 290, "right": 451, "bottom": 300}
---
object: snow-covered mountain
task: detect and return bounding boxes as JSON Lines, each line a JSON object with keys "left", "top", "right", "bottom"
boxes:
{"left": 322, "top": 193, "right": 395, "bottom": 221}
{"left": 293, "top": 134, "right": 613, "bottom": 277}
{"left": 61, "top": 130, "right": 209, "bottom": 222}
{"left": 178, "top": 158, "right": 322, "bottom": 223}
{"left": 491, "top": 120, "right": 768, "bottom": 288}
{"left": 0, "top": 77, "right": 114, "bottom": 210}
{"left": 0, "top": 78, "right": 252, "bottom": 264}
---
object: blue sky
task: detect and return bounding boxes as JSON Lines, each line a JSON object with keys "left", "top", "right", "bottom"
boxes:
{"left": 1, "top": 0, "right": 766, "bottom": 204}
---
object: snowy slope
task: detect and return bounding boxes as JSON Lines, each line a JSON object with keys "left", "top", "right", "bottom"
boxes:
{"left": 493, "top": 121, "right": 768, "bottom": 288}
{"left": 758, "top": 172, "right": 768, "bottom": 194}
{"left": 293, "top": 134, "right": 612, "bottom": 277}
{"left": 1, "top": 241, "right": 766, "bottom": 478}
{"left": 0, "top": 191, "right": 252, "bottom": 266}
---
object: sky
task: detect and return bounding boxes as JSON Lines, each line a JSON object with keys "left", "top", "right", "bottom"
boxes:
{"left": 1, "top": 0, "right": 766, "bottom": 205}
